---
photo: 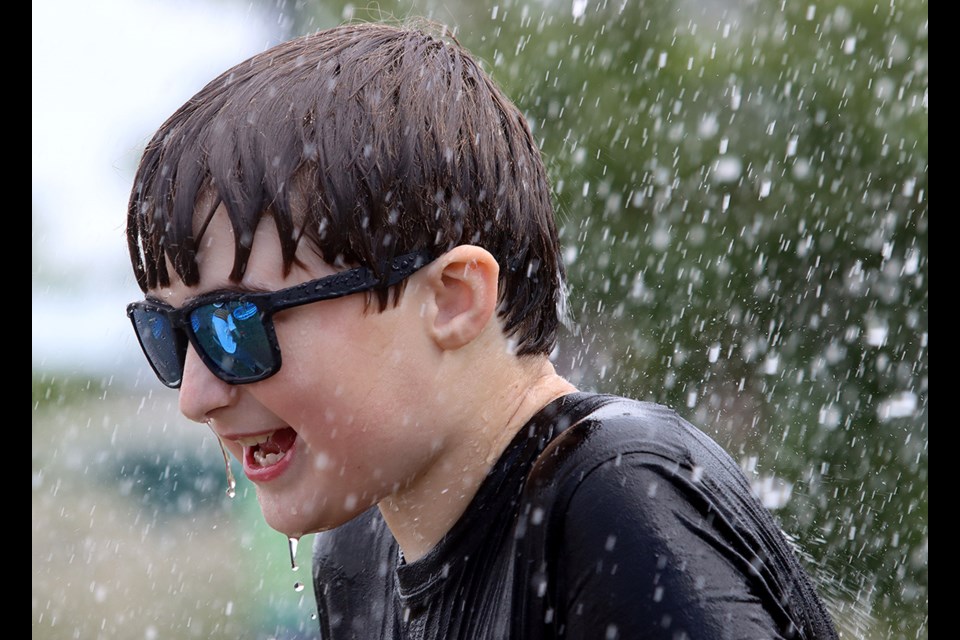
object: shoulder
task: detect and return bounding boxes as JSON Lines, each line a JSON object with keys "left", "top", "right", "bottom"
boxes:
{"left": 531, "top": 394, "right": 766, "bottom": 554}
{"left": 531, "top": 394, "right": 740, "bottom": 491}
{"left": 519, "top": 395, "right": 837, "bottom": 640}
{"left": 529, "top": 395, "right": 709, "bottom": 518}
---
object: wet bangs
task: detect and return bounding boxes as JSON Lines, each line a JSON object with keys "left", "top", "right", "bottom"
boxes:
{"left": 127, "top": 22, "right": 565, "bottom": 355}
{"left": 128, "top": 61, "right": 327, "bottom": 291}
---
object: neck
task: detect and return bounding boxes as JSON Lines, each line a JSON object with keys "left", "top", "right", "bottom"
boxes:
{"left": 378, "top": 357, "right": 577, "bottom": 563}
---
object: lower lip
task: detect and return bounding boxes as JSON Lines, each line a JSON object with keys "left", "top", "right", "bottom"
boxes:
{"left": 243, "top": 438, "right": 297, "bottom": 482}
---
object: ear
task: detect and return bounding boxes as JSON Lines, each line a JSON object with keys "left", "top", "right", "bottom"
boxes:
{"left": 424, "top": 245, "right": 500, "bottom": 351}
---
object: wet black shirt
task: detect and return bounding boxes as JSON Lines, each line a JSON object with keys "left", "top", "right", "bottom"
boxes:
{"left": 312, "top": 393, "right": 838, "bottom": 639}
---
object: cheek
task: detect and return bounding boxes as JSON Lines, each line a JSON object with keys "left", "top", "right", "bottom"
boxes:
{"left": 256, "top": 366, "right": 422, "bottom": 451}
{"left": 273, "top": 294, "right": 372, "bottom": 352}
{"left": 273, "top": 302, "right": 423, "bottom": 392}
{"left": 252, "top": 350, "right": 383, "bottom": 446}
{"left": 260, "top": 300, "right": 433, "bottom": 432}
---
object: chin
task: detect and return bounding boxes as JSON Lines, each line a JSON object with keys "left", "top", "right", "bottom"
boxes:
{"left": 256, "top": 490, "right": 355, "bottom": 538}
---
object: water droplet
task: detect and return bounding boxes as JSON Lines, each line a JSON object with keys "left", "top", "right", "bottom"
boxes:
{"left": 759, "top": 179, "right": 772, "bottom": 199}
{"left": 707, "top": 343, "right": 721, "bottom": 363}
{"left": 786, "top": 135, "right": 798, "bottom": 157}
{"left": 288, "top": 536, "right": 300, "bottom": 571}
{"left": 572, "top": 0, "right": 587, "bottom": 19}
{"left": 210, "top": 426, "right": 236, "bottom": 499}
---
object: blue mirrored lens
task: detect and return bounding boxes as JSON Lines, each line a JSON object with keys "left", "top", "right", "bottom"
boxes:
{"left": 131, "top": 307, "right": 186, "bottom": 385}
{"left": 190, "top": 301, "right": 274, "bottom": 380}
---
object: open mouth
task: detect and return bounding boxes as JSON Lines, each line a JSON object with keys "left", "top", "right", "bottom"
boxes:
{"left": 238, "top": 427, "right": 298, "bottom": 468}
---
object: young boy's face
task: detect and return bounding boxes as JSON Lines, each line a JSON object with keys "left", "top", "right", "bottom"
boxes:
{"left": 152, "top": 206, "right": 447, "bottom": 537}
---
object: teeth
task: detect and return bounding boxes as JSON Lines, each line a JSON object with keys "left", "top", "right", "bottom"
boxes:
{"left": 253, "top": 450, "right": 286, "bottom": 467}
{"left": 236, "top": 433, "right": 273, "bottom": 447}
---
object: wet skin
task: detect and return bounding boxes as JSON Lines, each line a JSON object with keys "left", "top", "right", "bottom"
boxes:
{"left": 154, "top": 206, "right": 456, "bottom": 538}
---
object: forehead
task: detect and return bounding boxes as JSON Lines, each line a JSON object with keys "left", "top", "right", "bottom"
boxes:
{"left": 150, "top": 205, "right": 332, "bottom": 306}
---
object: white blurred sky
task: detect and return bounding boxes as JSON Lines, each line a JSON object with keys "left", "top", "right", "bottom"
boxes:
{"left": 32, "top": 0, "right": 281, "bottom": 377}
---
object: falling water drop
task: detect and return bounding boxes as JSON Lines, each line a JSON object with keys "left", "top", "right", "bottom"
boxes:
{"left": 210, "top": 425, "right": 237, "bottom": 498}
{"left": 289, "top": 536, "right": 300, "bottom": 571}
{"left": 288, "top": 536, "right": 303, "bottom": 593}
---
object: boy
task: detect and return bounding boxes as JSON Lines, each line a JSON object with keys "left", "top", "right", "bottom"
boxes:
{"left": 125, "top": 21, "right": 838, "bottom": 639}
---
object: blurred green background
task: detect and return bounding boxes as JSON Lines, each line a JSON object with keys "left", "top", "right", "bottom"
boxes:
{"left": 32, "top": 374, "right": 319, "bottom": 639}
{"left": 33, "top": 0, "right": 926, "bottom": 638}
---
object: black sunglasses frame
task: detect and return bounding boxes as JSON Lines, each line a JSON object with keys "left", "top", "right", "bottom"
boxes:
{"left": 127, "top": 250, "right": 434, "bottom": 388}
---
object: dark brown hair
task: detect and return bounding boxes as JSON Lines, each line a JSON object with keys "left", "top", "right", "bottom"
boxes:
{"left": 127, "top": 21, "right": 565, "bottom": 356}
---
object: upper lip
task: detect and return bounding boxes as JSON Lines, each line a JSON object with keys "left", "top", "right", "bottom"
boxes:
{"left": 215, "top": 427, "right": 284, "bottom": 446}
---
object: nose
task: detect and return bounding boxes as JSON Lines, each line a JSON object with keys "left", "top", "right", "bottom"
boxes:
{"left": 178, "top": 345, "right": 235, "bottom": 423}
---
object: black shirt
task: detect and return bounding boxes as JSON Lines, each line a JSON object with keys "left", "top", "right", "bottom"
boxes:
{"left": 312, "top": 392, "right": 838, "bottom": 639}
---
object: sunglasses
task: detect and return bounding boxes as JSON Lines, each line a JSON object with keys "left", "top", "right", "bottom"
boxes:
{"left": 127, "top": 250, "right": 433, "bottom": 388}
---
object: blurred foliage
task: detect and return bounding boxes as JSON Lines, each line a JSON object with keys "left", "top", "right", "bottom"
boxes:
{"left": 248, "top": 0, "right": 927, "bottom": 637}
{"left": 33, "top": 371, "right": 111, "bottom": 409}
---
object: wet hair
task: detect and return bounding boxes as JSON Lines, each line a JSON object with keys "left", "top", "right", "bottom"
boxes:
{"left": 127, "top": 20, "right": 565, "bottom": 356}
